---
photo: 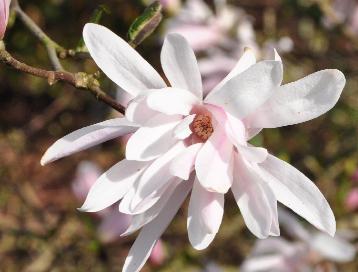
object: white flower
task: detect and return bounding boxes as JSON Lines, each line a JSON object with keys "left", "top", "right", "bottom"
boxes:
{"left": 240, "top": 208, "right": 356, "bottom": 272}
{"left": 41, "top": 23, "right": 345, "bottom": 272}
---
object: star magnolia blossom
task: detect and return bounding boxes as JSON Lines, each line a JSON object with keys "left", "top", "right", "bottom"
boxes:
{"left": 0, "top": 0, "right": 11, "bottom": 39}
{"left": 41, "top": 23, "right": 345, "bottom": 272}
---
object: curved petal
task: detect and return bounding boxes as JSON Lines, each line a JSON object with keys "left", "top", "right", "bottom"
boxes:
{"left": 205, "top": 60, "right": 283, "bottom": 120}
{"left": 78, "top": 159, "right": 148, "bottom": 212}
{"left": 170, "top": 143, "right": 202, "bottom": 180}
{"left": 126, "top": 114, "right": 181, "bottom": 161}
{"left": 161, "top": 33, "right": 202, "bottom": 99}
{"left": 129, "top": 142, "right": 186, "bottom": 212}
{"left": 232, "top": 154, "right": 277, "bottom": 239}
{"left": 173, "top": 114, "right": 196, "bottom": 140}
{"left": 187, "top": 178, "right": 223, "bottom": 250}
{"left": 245, "top": 69, "right": 346, "bottom": 128}
{"left": 125, "top": 92, "right": 159, "bottom": 126}
{"left": 257, "top": 154, "right": 336, "bottom": 236}
{"left": 41, "top": 118, "right": 138, "bottom": 165}
{"left": 83, "top": 23, "right": 166, "bottom": 96}
{"left": 195, "top": 127, "right": 234, "bottom": 193}
{"left": 0, "top": 0, "right": 11, "bottom": 39}
{"left": 237, "top": 145, "right": 268, "bottom": 163}
{"left": 310, "top": 233, "right": 356, "bottom": 262}
{"left": 122, "top": 178, "right": 185, "bottom": 236}
{"left": 210, "top": 48, "right": 256, "bottom": 96}
{"left": 122, "top": 178, "right": 193, "bottom": 272}
{"left": 146, "top": 88, "right": 200, "bottom": 115}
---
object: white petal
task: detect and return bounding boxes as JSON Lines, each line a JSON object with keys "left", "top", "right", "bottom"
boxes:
{"left": 278, "top": 208, "right": 311, "bottom": 241}
{"left": 121, "top": 178, "right": 181, "bottom": 236}
{"left": 129, "top": 142, "right": 186, "bottom": 212}
{"left": 173, "top": 114, "right": 196, "bottom": 140}
{"left": 205, "top": 60, "right": 283, "bottom": 119}
{"left": 195, "top": 127, "right": 234, "bottom": 193}
{"left": 79, "top": 160, "right": 147, "bottom": 212}
{"left": 125, "top": 93, "right": 159, "bottom": 126}
{"left": 310, "top": 233, "right": 356, "bottom": 262}
{"left": 245, "top": 69, "right": 346, "bottom": 128}
{"left": 146, "top": 88, "right": 200, "bottom": 116}
{"left": 161, "top": 33, "right": 202, "bottom": 99}
{"left": 83, "top": 23, "right": 166, "bottom": 96}
{"left": 170, "top": 143, "right": 202, "bottom": 180}
{"left": 122, "top": 178, "right": 193, "bottom": 272}
{"left": 258, "top": 154, "right": 336, "bottom": 236}
{"left": 126, "top": 114, "right": 181, "bottom": 161}
{"left": 237, "top": 145, "right": 268, "bottom": 163}
{"left": 41, "top": 118, "right": 138, "bottom": 165}
{"left": 210, "top": 48, "right": 256, "bottom": 96}
{"left": 187, "top": 178, "right": 223, "bottom": 250}
{"left": 224, "top": 112, "right": 246, "bottom": 146}
{"left": 232, "top": 154, "right": 277, "bottom": 239}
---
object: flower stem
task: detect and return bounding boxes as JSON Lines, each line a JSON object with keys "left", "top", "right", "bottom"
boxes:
{"left": 0, "top": 46, "right": 125, "bottom": 114}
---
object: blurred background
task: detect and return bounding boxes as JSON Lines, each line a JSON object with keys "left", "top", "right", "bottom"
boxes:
{"left": 1, "top": 0, "right": 358, "bottom": 271}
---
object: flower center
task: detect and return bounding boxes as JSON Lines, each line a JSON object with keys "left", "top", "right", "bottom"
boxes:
{"left": 191, "top": 114, "right": 214, "bottom": 141}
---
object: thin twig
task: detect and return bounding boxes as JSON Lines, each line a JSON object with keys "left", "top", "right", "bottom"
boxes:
{"left": 11, "top": 0, "right": 66, "bottom": 70}
{"left": 0, "top": 47, "right": 125, "bottom": 114}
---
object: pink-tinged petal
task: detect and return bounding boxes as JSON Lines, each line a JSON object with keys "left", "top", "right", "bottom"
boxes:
{"left": 278, "top": 208, "right": 311, "bottom": 241}
{"left": 245, "top": 69, "right": 346, "bottom": 128}
{"left": 232, "top": 154, "right": 277, "bottom": 239}
{"left": 83, "top": 24, "right": 166, "bottom": 97}
{"left": 125, "top": 92, "right": 159, "bottom": 126}
{"left": 210, "top": 48, "right": 256, "bottom": 96}
{"left": 126, "top": 114, "right": 181, "bottom": 161}
{"left": 122, "top": 178, "right": 193, "bottom": 272}
{"left": 245, "top": 127, "right": 262, "bottom": 140}
{"left": 173, "top": 114, "right": 196, "bottom": 140}
{"left": 237, "top": 145, "right": 268, "bottom": 164}
{"left": 129, "top": 142, "right": 186, "bottom": 212}
{"left": 72, "top": 161, "right": 102, "bottom": 201}
{"left": 170, "top": 143, "right": 202, "bottom": 180}
{"left": 345, "top": 189, "right": 358, "bottom": 211}
{"left": 161, "top": 33, "right": 203, "bottom": 99}
{"left": 97, "top": 210, "right": 132, "bottom": 243}
{"left": 167, "top": 25, "right": 222, "bottom": 51}
{"left": 41, "top": 118, "right": 138, "bottom": 165}
{"left": 122, "top": 177, "right": 184, "bottom": 236}
{"left": 0, "top": 0, "right": 11, "bottom": 39}
{"left": 258, "top": 154, "right": 336, "bottom": 236}
{"left": 205, "top": 60, "right": 282, "bottom": 120}
{"left": 195, "top": 127, "right": 234, "bottom": 193}
{"left": 78, "top": 160, "right": 148, "bottom": 212}
{"left": 224, "top": 112, "right": 246, "bottom": 146}
{"left": 187, "top": 178, "right": 223, "bottom": 250}
{"left": 310, "top": 233, "right": 356, "bottom": 262}
{"left": 149, "top": 240, "right": 166, "bottom": 266}
{"left": 146, "top": 88, "right": 200, "bottom": 115}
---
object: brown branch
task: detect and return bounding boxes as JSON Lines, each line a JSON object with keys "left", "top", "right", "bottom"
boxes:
{"left": 0, "top": 48, "right": 125, "bottom": 114}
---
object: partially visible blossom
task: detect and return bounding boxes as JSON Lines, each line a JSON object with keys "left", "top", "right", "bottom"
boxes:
{"left": 0, "top": 0, "right": 11, "bottom": 39}
{"left": 149, "top": 240, "right": 166, "bottom": 267}
{"left": 345, "top": 188, "right": 358, "bottom": 211}
{"left": 72, "top": 161, "right": 132, "bottom": 243}
{"left": 323, "top": 0, "right": 358, "bottom": 35}
{"left": 164, "top": 0, "right": 258, "bottom": 53}
{"left": 241, "top": 209, "right": 356, "bottom": 272}
{"left": 42, "top": 23, "right": 345, "bottom": 272}
{"left": 351, "top": 169, "right": 358, "bottom": 182}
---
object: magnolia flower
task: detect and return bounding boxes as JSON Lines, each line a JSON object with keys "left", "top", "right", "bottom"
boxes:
{"left": 164, "top": 0, "right": 258, "bottom": 53}
{"left": 240, "top": 209, "right": 356, "bottom": 272}
{"left": 41, "top": 23, "right": 345, "bottom": 272}
{"left": 0, "top": 0, "right": 10, "bottom": 39}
